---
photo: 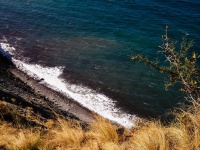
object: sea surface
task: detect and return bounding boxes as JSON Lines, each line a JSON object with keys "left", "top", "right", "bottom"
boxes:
{"left": 0, "top": 0, "right": 200, "bottom": 127}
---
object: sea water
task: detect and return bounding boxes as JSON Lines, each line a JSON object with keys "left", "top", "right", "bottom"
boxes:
{"left": 0, "top": 0, "right": 200, "bottom": 127}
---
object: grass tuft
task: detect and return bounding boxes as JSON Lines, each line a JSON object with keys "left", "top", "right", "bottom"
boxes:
{"left": 0, "top": 122, "right": 41, "bottom": 150}
{"left": 0, "top": 102, "right": 199, "bottom": 150}
{"left": 86, "top": 116, "right": 119, "bottom": 144}
{"left": 41, "top": 118, "right": 84, "bottom": 150}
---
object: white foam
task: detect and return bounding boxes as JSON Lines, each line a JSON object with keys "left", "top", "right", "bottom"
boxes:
{"left": 0, "top": 43, "right": 15, "bottom": 60}
{"left": 0, "top": 42, "right": 137, "bottom": 128}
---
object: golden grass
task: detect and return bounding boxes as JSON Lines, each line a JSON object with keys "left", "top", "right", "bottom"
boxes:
{"left": 129, "top": 122, "right": 190, "bottom": 150}
{"left": 129, "top": 104, "right": 200, "bottom": 150}
{"left": 41, "top": 118, "right": 85, "bottom": 150}
{"left": 0, "top": 102, "right": 200, "bottom": 150}
{"left": 0, "top": 122, "right": 41, "bottom": 150}
{"left": 86, "top": 116, "right": 119, "bottom": 143}
{"left": 84, "top": 116, "right": 123, "bottom": 150}
{"left": 174, "top": 105, "right": 200, "bottom": 149}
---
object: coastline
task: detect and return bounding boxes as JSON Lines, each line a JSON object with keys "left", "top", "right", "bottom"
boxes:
{"left": 0, "top": 42, "right": 136, "bottom": 128}
{"left": 0, "top": 54, "right": 95, "bottom": 124}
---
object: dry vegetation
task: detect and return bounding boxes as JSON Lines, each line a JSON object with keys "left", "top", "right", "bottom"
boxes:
{"left": 0, "top": 100, "right": 200, "bottom": 150}
{"left": 0, "top": 26, "right": 200, "bottom": 149}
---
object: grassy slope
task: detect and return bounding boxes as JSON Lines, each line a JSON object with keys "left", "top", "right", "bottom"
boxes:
{"left": 0, "top": 45, "right": 199, "bottom": 150}
{"left": 0, "top": 100, "right": 199, "bottom": 150}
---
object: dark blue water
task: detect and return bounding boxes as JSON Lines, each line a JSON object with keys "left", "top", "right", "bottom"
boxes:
{"left": 0, "top": 0, "right": 200, "bottom": 118}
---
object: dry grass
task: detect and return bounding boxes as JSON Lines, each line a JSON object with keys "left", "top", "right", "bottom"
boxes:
{"left": 86, "top": 116, "right": 119, "bottom": 143}
{"left": 129, "top": 121, "right": 190, "bottom": 150}
{"left": 0, "top": 122, "right": 41, "bottom": 150}
{"left": 83, "top": 116, "right": 123, "bottom": 150}
{"left": 0, "top": 102, "right": 200, "bottom": 150}
{"left": 41, "top": 118, "right": 85, "bottom": 150}
{"left": 174, "top": 105, "right": 200, "bottom": 149}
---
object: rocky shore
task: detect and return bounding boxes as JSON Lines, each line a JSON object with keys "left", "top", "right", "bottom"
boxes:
{"left": 0, "top": 54, "right": 95, "bottom": 126}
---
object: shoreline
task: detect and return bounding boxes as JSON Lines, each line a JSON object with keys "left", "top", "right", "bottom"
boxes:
{"left": 10, "top": 65, "right": 95, "bottom": 124}
{"left": 0, "top": 43, "right": 135, "bottom": 128}
{"left": 0, "top": 54, "right": 95, "bottom": 124}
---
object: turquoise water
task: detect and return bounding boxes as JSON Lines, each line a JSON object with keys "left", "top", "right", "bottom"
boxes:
{"left": 0, "top": 0, "right": 200, "bottom": 119}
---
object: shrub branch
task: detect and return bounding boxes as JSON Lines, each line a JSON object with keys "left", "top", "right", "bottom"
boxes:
{"left": 131, "top": 25, "right": 200, "bottom": 102}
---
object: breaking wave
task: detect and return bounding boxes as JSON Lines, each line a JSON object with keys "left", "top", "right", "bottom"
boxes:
{"left": 0, "top": 42, "right": 137, "bottom": 128}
